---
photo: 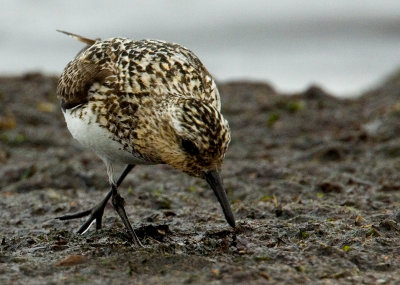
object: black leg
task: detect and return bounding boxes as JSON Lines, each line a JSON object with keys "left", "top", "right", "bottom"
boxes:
{"left": 56, "top": 164, "right": 136, "bottom": 234}
{"left": 111, "top": 184, "right": 143, "bottom": 246}
{"left": 76, "top": 189, "right": 112, "bottom": 233}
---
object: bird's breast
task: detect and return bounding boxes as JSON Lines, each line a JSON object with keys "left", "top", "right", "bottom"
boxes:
{"left": 63, "top": 104, "right": 151, "bottom": 166}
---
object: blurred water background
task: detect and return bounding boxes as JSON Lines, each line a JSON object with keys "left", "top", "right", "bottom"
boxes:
{"left": 1, "top": 0, "right": 400, "bottom": 96}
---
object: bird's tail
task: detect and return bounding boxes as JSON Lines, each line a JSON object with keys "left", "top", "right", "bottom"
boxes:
{"left": 56, "top": 30, "right": 97, "bottom": 45}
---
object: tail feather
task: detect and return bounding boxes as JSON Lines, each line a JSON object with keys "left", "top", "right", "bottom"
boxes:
{"left": 56, "top": 30, "right": 97, "bottom": 45}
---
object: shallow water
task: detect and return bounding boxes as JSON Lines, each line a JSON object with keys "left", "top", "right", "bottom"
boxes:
{"left": 1, "top": 0, "right": 400, "bottom": 95}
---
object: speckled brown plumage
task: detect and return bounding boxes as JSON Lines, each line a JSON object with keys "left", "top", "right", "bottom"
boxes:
{"left": 58, "top": 37, "right": 220, "bottom": 109}
{"left": 57, "top": 36, "right": 229, "bottom": 176}
{"left": 56, "top": 32, "right": 235, "bottom": 239}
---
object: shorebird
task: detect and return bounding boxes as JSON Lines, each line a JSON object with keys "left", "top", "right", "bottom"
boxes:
{"left": 56, "top": 31, "right": 235, "bottom": 245}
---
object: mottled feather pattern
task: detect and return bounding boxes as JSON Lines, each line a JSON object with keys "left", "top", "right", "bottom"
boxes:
{"left": 173, "top": 98, "right": 230, "bottom": 160}
{"left": 58, "top": 38, "right": 220, "bottom": 105}
{"left": 57, "top": 60, "right": 112, "bottom": 110}
{"left": 56, "top": 33, "right": 235, "bottom": 235}
{"left": 58, "top": 37, "right": 229, "bottom": 176}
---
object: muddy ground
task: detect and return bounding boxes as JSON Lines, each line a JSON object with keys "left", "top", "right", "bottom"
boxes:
{"left": 1, "top": 72, "right": 400, "bottom": 284}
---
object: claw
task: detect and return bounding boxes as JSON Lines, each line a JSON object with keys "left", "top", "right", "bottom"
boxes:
{"left": 111, "top": 186, "right": 143, "bottom": 247}
{"left": 56, "top": 164, "right": 142, "bottom": 245}
{"left": 56, "top": 209, "right": 92, "bottom": 220}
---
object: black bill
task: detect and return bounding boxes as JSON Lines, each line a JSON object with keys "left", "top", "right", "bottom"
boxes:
{"left": 205, "top": 170, "right": 236, "bottom": 228}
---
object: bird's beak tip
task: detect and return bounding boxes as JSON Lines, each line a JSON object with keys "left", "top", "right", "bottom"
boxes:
{"left": 204, "top": 170, "right": 236, "bottom": 228}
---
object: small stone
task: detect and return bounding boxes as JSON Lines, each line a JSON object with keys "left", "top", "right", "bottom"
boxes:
{"left": 317, "top": 182, "right": 343, "bottom": 193}
{"left": 56, "top": 255, "right": 87, "bottom": 266}
{"left": 0, "top": 115, "right": 16, "bottom": 130}
{"left": 37, "top": 102, "right": 56, "bottom": 113}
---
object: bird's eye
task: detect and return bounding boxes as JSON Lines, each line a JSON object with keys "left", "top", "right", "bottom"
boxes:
{"left": 181, "top": 139, "right": 199, "bottom": 155}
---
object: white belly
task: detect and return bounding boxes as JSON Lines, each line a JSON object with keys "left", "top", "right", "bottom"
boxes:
{"left": 63, "top": 106, "right": 149, "bottom": 166}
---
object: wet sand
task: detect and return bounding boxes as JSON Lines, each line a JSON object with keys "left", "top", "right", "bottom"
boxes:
{"left": 1, "top": 72, "right": 400, "bottom": 283}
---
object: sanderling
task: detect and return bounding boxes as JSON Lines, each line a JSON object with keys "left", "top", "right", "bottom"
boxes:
{"left": 56, "top": 31, "right": 235, "bottom": 245}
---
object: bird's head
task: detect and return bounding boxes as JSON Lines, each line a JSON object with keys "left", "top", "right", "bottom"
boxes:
{"left": 166, "top": 98, "right": 230, "bottom": 177}
{"left": 145, "top": 98, "right": 235, "bottom": 227}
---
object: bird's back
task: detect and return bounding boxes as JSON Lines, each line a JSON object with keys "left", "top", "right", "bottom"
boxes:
{"left": 57, "top": 36, "right": 225, "bottom": 165}
{"left": 57, "top": 37, "right": 221, "bottom": 111}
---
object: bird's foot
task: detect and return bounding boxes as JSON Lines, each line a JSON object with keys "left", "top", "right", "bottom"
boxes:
{"left": 56, "top": 190, "right": 112, "bottom": 234}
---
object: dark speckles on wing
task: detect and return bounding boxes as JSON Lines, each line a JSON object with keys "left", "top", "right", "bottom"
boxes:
{"left": 57, "top": 60, "right": 113, "bottom": 110}
{"left": 57, "top": 37, "right": 222, "bottom": 159}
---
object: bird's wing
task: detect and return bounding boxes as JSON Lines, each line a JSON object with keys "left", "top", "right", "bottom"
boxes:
{"left": 57, "top": 37, "right": 221, "bottom": 111}
{"left": 57, "top": 58, "right": 113, "bottom": 110}
{"left": 56, "top": 30, "right": 97, "bottom": 46}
